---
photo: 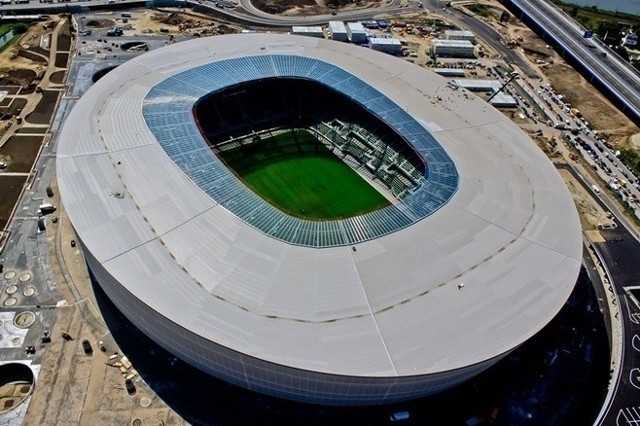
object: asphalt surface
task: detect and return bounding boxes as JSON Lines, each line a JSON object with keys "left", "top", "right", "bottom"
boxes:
{"left": 594, "top": 228, "right": 640, "bottom": 425}
{"left": 558, "top": 165, "right": 640, "bottom": 425}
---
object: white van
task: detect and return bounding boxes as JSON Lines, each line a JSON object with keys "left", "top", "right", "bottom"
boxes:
{"left": 39, "top": 203, "right": 57, "bottom": 214}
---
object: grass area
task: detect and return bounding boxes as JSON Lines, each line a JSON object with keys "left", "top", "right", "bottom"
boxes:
{"left": 0, "top": 24, "right": 13, "bottom": 37}
{"left": 0, "top": 22, "right": 29, "bottom": 37}
{"left": 619, "top": 149, "right": 640, "bottom": 177}
{"left": 552, "top": 1, "right": 640, "bottom": 31}
{"left": 0, "top": 34, "right": 22, "bottom": 54}
{"left": 220, "top": 130, "right": 390, "bottom": 220}
{"left": 0, "top": 22, "right": 30, "bottom": 54}
{"left": 464, "top": 4, "right": 498, "bottom": 19}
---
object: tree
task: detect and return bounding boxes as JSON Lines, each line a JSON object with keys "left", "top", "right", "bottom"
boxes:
{"left": 12, "top": 23, "right": 28, "bottom": 34}
{"left": 570, "top": 7, "right": 578, "bottom": 17}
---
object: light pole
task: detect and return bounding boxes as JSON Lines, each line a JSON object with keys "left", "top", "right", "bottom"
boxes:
{"left": 487, "top": 71, "right": 519, "bottom": 102}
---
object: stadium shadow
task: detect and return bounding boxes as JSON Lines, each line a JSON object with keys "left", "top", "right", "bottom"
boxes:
{"left": 89, "top": 266, "right": 609, "bottom": 425}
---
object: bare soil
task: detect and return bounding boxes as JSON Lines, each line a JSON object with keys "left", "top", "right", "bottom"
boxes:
{"left": 559, "top": 168, "right": 612, "bottom": 231}
{"left": 0, "top": 135, "right": 44, "bottom": 173}
{"left": 132, "top": 10, "right": 243, "bottom": 36}
{"left": 84, "top": 19, "right": 115, "bottom": 28}
{"left": 0, "top": 87, "right": 22, "bottom": 95}
{"left": 54, "top": 53, "right": 69, "bottom": 68}
{"left": 25, "top": 90, "right": 60, "bottom": 125}
{"left": 507, "top": 22, "right": 640, "bottom": 150}
{"left": 0, "top": 97, "right": 27, "bottom": 116}
{"left": 252, "top": 0, "right": 383, "bottom": 15}
{"left": 16, "top": 127, "right": 48, "bottom": 134}
{"left": 57, "top": 34, "right": 71, "bottom": 52}
{"left": 544, "top": 62, "right": 639, "bottom": 147}
{"left": 0, "top": 175, "right": 27, "bottom": 229}
{"left": 17, "top": 50, "right": 48, "bottom": 65}
{"left": 49, "top": 70, "right": 65, "bottom": 84}
{"left": 0, "top": 69, "right": 38, "bottom": 87}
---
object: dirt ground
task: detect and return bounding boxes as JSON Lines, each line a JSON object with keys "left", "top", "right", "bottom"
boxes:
{"left": 252, "top": 0, "right": 384, "bottom": 15}
{"left": 49, "top": 70, "right": 65, "bottom": 85}
{"left": 558, "top": 168, "right": 614, "bottom": 234}
{"left": 0, "top": 175, "right": 28, "bottom": 229}
{"left": 500, "top": 19, "right": 640, "bottom": 149}
{"left": 0, "top": 98, "right": 27, "bottom": 116}
{"left": 123, "top": 10, "right": 242, "bottom": 36}
{"left": 0, "top": 18, "right": 57, "bottom": 76}
{"left": 25, "top": 90, "right": 60, "bottom": 125}
{"left": 544, "top": 62, "right": 639, "bottom": 147}
{"left": 0, "top": 135, "right": 43, "bottom": 172}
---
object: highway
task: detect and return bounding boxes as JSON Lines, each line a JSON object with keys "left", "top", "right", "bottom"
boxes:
{"left": 503, "top": 0, "right": 640, "bottom": 126}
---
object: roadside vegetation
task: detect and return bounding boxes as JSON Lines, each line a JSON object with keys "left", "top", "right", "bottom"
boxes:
{"left": 0, "top": 22, "right": 30, "bottom": 54}
{"left": 551, "top": 2, "right": 640, "bottom": 71}
{"left": 552, "top": 1, "right": 640, "bottom": 33}
{"left": 619, "top": 149, "right": 640, "bottom": 177}
{"left": 464, "top": 3, "right": 499, "bottom": 19}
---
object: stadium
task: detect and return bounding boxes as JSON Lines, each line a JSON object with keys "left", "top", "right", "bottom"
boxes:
{"left": 56, "top": 34, "right": 583, "bottom": 405}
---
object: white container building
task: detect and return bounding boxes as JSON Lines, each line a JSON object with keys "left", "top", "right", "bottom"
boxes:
{"left": 432, "top": 40, "right": 476, "bottom": 58}
{"left": 445, "top": 30, "right": 476, "bottom": 44}
{"left": 346, "top": 22, "right": 368, "bottom": 44}
{"left": 369, "top": 37, "right": 402, "bottom": 55}
{"left": 328, "top": 21, "right": 348, "bottom": 41}
{"left": 292, "top": 26, "right": 324, "bottom": 38}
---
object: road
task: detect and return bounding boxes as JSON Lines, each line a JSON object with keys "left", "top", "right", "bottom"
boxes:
{"left": 1, "top": 0, "right": 425, "bottom": 26}
{"left": 0, "top": 0, "right": 144, "bottom": 11}
{"left": 503, "top": 0, "right": 640, "bottom": 126}
{"left": 593, "top": 226, "right": 640, "bottom": 425}
{"left": 558, "top": 165, "right": 640, "bottom": 425}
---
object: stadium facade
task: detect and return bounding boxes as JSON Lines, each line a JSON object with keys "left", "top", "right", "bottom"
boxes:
{"left": 57, "top": 34, "right": 582, "bottom": 405}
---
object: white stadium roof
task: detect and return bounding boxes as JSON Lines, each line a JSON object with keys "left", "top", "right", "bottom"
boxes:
{"left": 57, "top": 33, "right": 581, "bottom": 392}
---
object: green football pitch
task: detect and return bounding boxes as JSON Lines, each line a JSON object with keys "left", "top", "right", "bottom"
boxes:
{"left": 221, "top": 133, "right": 390, "bottom": 220}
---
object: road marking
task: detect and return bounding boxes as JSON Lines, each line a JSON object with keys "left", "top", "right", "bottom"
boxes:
{"left": 633, "top": 335, "right": 640, "bottom": 352}
{"left": 630, "top": 368, "right": 640, "bottom": 390}
{"left": 617, "top": 406, "right": 640, "bottom": 425}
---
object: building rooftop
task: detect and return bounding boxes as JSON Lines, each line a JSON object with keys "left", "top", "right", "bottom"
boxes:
{"left": 369, "top": 37, "right": 401, "bottom": 46}
{"left": 433, "top": 39, "right": 475, "bottom": 48}
{"left": 346, "top": 22, "right": 366, "bottom": 33}
{"left": 445, "top": 30, "right": 475, "bottom": 37}
{"left": 452, "top": 78, "right": 502, "bottom": 91}
{"left": 328, "top": 21, "right": 347, "bottom": 32}
{"left": 291, "top": 26, "right": 323, "bottom": 33}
